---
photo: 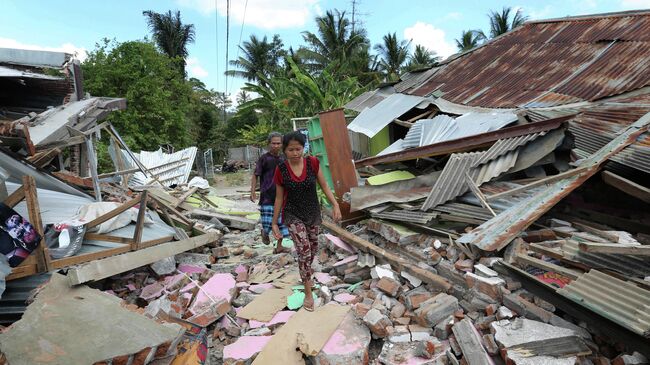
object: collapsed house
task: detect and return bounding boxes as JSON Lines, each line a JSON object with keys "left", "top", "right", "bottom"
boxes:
{"left": 2, "top": 9, "right": 650, "bottom": 365}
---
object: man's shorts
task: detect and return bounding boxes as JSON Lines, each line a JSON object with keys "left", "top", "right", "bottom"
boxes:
{"left": 260, "top": 205, "right": 289, "bottom": 238}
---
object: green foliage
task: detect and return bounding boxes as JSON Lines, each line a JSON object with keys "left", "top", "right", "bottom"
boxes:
{"left": 374, "top": 32, "right": 411, "bottom": 82}
{"left": 455, "top": 30, "right": 486, "bottom": 52}
{"left": 488, "top": 7, "right": 528, "bottom": 38}
{"left": 82, "top": 39, "right": 193, "bottom": 152}
{"left": 226, "top": 34, "right": 286, "bottom": 83}
{"left": 236, "top": 121, "right": 282, "bottom": 147}
{"left": 406, "top": 45, "right": 440, "bottom": 71}
{"left": 142, "top": 10, "right": 195, "bottom": 75}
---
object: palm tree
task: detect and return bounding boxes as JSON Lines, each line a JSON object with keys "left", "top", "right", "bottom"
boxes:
{"left": 226, "top": 34, "right": 285, "bottom": 84}
{"left": 405, "top": 45, "right": 440, "bottom": 71}
{"left": 142, "top": 10, "right": 195, "bottom": 75}
{"left": 455, "top": 30, "right": 486, "bottom": 52}
{"left": 374, "top": 33, "right": 411, "bottom": 82}
{"left": 236, "top": 90, "right": 251, "bottom": 105}
{"left": 488, "top": 7, "right": 528, "bottom": 38}
{"left": 298, "top": 10, "right": 369, "bottom": 75}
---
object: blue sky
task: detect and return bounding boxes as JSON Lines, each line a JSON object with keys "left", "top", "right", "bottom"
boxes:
{"left": 2, "top": 0, "right": 649, "bottom": 105}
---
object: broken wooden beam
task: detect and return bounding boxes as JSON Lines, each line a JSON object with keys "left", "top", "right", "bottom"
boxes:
{"left": 67, "top": 232, "right": 220, "bottom": 285}
{"left": 190, "top": 209, "right": 256, "bottom": 231}
{"left": 577, "top": 242, "right": 650, "bottom": 256}
{"left": 451, "top": 318, "right": 492, "bottom": 365}
{"left": 323, "top": 221, "right": 451, "bottom": 292}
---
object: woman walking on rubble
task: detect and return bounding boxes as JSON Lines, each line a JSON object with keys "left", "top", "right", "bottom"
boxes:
{"left": 272, "top": 131, "right": 341, "bottom": 311}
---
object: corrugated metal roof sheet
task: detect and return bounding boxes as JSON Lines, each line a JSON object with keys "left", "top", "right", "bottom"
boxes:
{"left": 421, "top": 150, "right": 519, "bottom": 210}
{"left": 562, "top": 240, "right": 650, "bottom": 278}
{"left": 347, "top": 93, "right": 431, "bottom": 138}
{"left": 472, "top": 131, "right": 547, "bottom": 166}
{"left": 344, "top": 86, "right": 395, "bottom": 112}
{"left": 350, "top": 170, "right": 441, "bottom": 212}
{"left": 558, "top": 270, "right": 650, "bottom": 337}
{"left": 115, "top": 147, "right": 198, "bottom": 187}
{"left": 458, "top": 112, "right": 650, "bottom": 251}
{"left": 408, "top": 11, "right": 650, "bottom": 108}
{"left": 371, "top": 210, "right": 437, "bottom": 224}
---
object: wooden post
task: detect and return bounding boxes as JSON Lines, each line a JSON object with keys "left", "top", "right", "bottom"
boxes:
{"left": 318, "top": 108, "right": 361, "bottom": 220}
{"left": 85, "top": 135, "right": 102, "bottom": 202}
{"left": 22, "top": 176, "right": 50, "bottom": 272}
{"left": 132, "top": 191, "right": 148, "bottom": 250}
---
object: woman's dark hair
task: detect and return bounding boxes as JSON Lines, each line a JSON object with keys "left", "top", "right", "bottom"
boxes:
{"left": 282, "top": 131, "right": 306, "bottom": 151}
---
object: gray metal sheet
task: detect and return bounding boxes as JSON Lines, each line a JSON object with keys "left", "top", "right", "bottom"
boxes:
{"left": 350, "top": 170, "right": 441, "bottom": 212}
{"left": 563, "top": 240, "right": 650, "bottom": 278}
{"left": 558, "top": 270, "right": 650, "bottom": 337}
{"left": 371, "top": 209, "right": 438, "bottom": 224}
{"left": 347, "top": 93, "right": 432, "bottom": 138}
{"left": 0, "top": 47, "right": 69, "bottom": 68}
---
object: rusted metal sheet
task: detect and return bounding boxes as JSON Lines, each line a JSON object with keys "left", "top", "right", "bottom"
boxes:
{"left": 408, "top": 11, "right": 650, "bottom": 108}
{"left": 319, "top": 108, "right": 359, "bottom": 219}
{"left": 562, "top": 240, "right": 650, "bottom": 278}
{"left": 558, "top": 270, "right": 650, "bottom": 337}
{"left": 371, "top": 209, "right": 437, "bottom": 225}
{"left": 355, "top": 117, "right": 569, "bottom": 167}
{"left": 457, "top": 112, "right": 650, "bottom": 251}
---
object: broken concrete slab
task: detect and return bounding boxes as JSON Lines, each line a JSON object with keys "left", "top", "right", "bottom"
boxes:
{"left": 451, "top": 318, "right": 492, "bottom": 365}
{"left": 377, "top": 276, "right": 401, "bottom": 297}
{"left": 178, "top": 263, "right": 206, "bottom": 274}
{"left": 363, "top": 308, "right": 393, "bottom": 338}
{"left": 189, "top": 273, "right": 237, "bottom": 315}
{"left": 401, "top": 270, "right": 423, "bottom": 287}
{"left": 151, "top": 256, "right": 177, "bottom": 276}
{"left": 334, "top": 292, "right": 358, "bottom": 304}
{"left": 378, "top": 340, "right": 449, "bottom": 365}
{"left": 367, "top": 219, "right": 432, "bottom": 245}
{"left": 223, "top": 335, "right": 273, "bottom": 365}
{"left": 313, "top": 312, "right": 371, "bottom": 365}
{"left": 0, "top": 274, "right": 184, "bottom": 365}
{"left": 491, "top": 318, "right": 577, "bottom": 348}
{"left": 252, "top": 304, "right": 350, "bottom": 364}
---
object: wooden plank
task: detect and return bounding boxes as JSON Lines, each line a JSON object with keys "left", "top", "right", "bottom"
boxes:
{"left": 318, "top": 109, "right": 360, "bottom": 220}
{"left": 84, "top": 233, "right": 134, "bottom": 244}
{"left": 52, "top": 172, "right": 94, "bottom": 188}
{"left": 85, "top": 136, "right": 102, "bottom": 202}
{"left": 67, "top": 232, "right": 220, "bottom": 285}
{"left": 109, "top": 137, "right": 129, "bottom": 187}
{"left": 486, "top": 166, "right": 588, "bottom": 201}
{"left": 323, "top": 221, "right": 451, "bottom": 291}
{"left": 137, "top": 236, "right": 175, "bottom": 249}
{"left": 465, "top": 172, "right": 496, "bottom": 217}
{"left": 48, "top": 245, "right": 131, "bottom": 269}
{"left": 85, "top": 196, "right": 141, "bottom": 230}
{"left": 451, "top": 318, "right": 493, "bottom": 365}
{"left": 3, "top": 186, "right": 25, "bottom": 208}
{"left": 190, "top": 209, "right": 255, "bottom": 230}
{"left": 572, "top": 221, "right": 620, "bottom": 243}
{"left": 601, "top": 170, "right": 650, "bottom": 203}
{"left": 175, "top": 187, "right": 198, "bottom": 208}
{"left": 36, "top": 135, "right": 86, "bottom": 150}
{"left": 23, "top": 176, "right": 48, "bottom": 272}
{"left": 132, "top": 191, "right": 148, "bottom": 249}
{"left": 515, "top": 253, "right": 581, "bottom": 280}
{"left": 577, "top": 242, "right": 650, "bottom": 256}
{"left": 6, "top": 264, "right": 38, "bottom": 281}
{"left": 149, "top": 194, "right": 192, "bottom": 226}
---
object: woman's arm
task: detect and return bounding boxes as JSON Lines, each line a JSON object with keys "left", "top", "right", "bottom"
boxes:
{"left": 271, "top": 184, "right": 284, "bottom": 238}
{"left": 316, "top": 168, "right": 342, "bottom": 222}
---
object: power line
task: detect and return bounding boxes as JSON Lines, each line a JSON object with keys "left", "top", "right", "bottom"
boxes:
{"left": 225, "top": 0, "right": 230, "bottom": 94}
{"left": 214, "top": 0, "right": 219, "bottom": 91}
{"left": 229, "top": 0, "right": 248, "bottom": 95}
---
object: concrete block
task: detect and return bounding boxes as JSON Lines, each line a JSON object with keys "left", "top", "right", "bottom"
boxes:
{"left": 150, "top": 256, "right": 176, "bottom": 276}
{"left": 415, "top": 293, "right": 459, "bottom": 328}
{"left": 378, "top": 340, "right": 448, "bottom": 365}
{"left": 433, "top": 315, "right": 454, "bottom": 340}
{"left": 363, "top": 308, "right": 392, "bottom": 338}
{"left": 403, "top": 287, "right": 433, "bottom": 311}
{"left": 377, "top": 277, "right": 401, "bottom": 297}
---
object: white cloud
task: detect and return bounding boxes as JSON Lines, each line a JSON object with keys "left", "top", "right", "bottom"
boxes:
{"left": 0, "top": 37, "right": 88, "bottom": 62}
{"left": 444, "top": 12, "right": 462, "bottom": 20}
{"left": 620, "top": 0, "right": 650, "bottom": 8}
{"left": 177, "top": 0, "right": 321, "bottom": 29}
{"left": 403, "top": 22, "right": 457, "bottom": 60}
{"left": 186, "top": 57, "right": 209, "bottom": 78}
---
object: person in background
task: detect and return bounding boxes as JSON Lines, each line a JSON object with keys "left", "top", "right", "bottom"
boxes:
{"left": 272, "top": 131, "right": 341, "bottom": 311}
{"left": 251, "top": 132, "right": 290, "bottom": 253}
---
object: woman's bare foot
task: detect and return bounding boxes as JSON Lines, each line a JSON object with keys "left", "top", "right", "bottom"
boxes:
{"left": 303, "top": 280, "right": 314, "bottom": 311}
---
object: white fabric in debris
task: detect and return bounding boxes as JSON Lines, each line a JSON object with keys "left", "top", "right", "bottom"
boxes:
{"left": 77, "top": 202, "right": 153, "bottom": 234}
{"left": 188, "top": 176, "right": 210, "bottom": 189}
